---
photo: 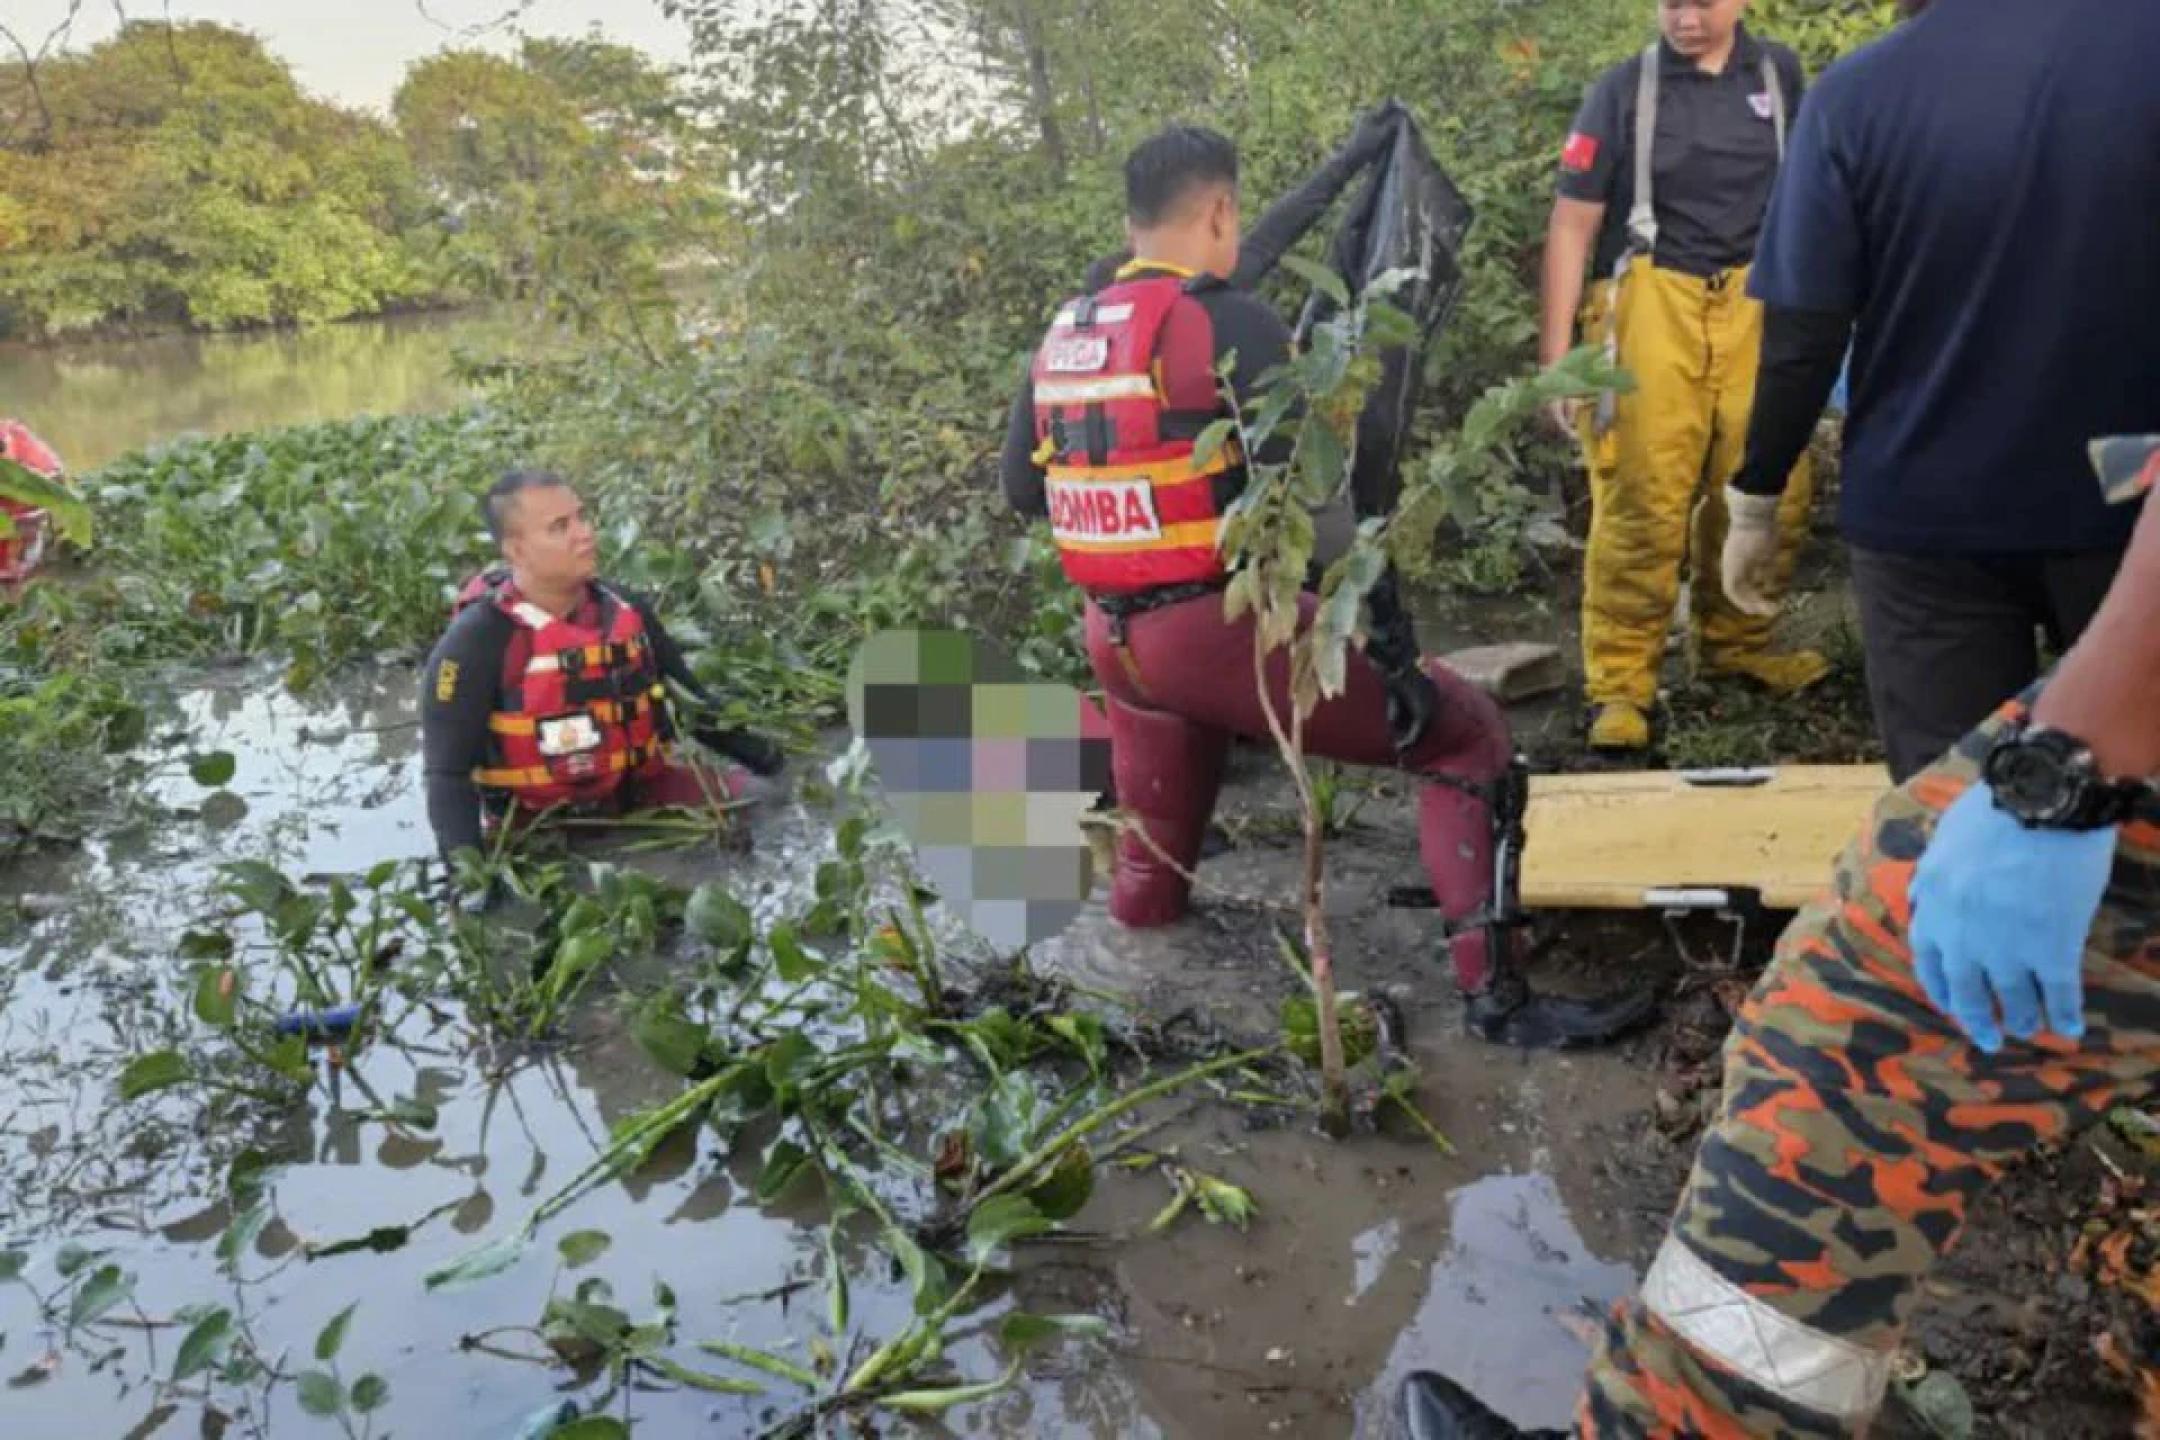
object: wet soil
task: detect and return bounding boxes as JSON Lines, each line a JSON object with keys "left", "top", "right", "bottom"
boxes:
{"left": 0, "top": 630, "right": 2143, "bottom": 1438}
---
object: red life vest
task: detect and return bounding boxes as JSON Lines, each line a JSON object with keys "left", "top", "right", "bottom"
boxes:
{"left": 1028, "top": 272, "right": 1237, "bottom": 597}
{"left": 452, "top": 571, "right": 668, "bottom": 812}
{"left": 1, "top": 420, "right": 66, "bottom": 586}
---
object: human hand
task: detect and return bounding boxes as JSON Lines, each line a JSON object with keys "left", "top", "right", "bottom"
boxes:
{"left": 1345, "top": 100, "right": 1408, "bottom": 165}
{"left": 1543, "top": 398, "right": 1581, "bottom": 445}
{"left": 697, "top": 723, "right": 787, "bottom": 778}
{"left": 1719, "top": 487, "right": 1784, "bottom": 618}
{"left": 1909, "top": 781, "right": 2114, "bottom": 1052}
{"left": 1383, "top": 666, "right": 1441, "bottom": 757}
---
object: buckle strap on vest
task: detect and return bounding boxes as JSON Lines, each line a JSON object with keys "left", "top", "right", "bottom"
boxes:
{"left": 473, "top": 737, "right": 662, "bottom": 791}
{"left": 486, "top": 685, "right": 665, "bottom": 737}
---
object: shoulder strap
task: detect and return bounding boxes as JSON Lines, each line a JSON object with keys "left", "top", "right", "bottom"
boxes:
{"left": 1627, "top": 45, "right": 1661, "bottom": 257}
{"left": 1761, "top": 55, "right": 1787, "bottom": 160}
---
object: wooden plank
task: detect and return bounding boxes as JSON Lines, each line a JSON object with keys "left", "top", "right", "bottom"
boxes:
{"left": 1520, "top": 765, "right": 1890, "bottom": 911}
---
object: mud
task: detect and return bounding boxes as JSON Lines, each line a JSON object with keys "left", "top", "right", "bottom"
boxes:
{"left": 0, "top": 654, "right": 2143, "bottom": 1439}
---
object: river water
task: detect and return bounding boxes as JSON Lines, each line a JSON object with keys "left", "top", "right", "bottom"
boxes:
{"left": 0, "top": 307, "right": 525, "bottom": 472}
{"left": 0, "top": 663, "right": 1660, "bottom": 1439}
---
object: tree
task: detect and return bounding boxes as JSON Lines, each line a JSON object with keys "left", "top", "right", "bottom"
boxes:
{"left": 0, "top": 21, "right": 430, "bottom": 337}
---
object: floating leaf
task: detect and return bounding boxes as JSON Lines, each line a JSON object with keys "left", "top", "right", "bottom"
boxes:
{"left": 172, "top": 1309, "right": 235, "bottom": 1381}
{"left": 349, "top": 1374, "right": 389, "bottom": 1413}
{"left": 631, "top": 1003, "right": 707, "bottom": 1079}
{"left": 1023, "top": 1143, "right": 1095, "bottom": 1223}
{"left": 553, "top": 1420, "right": 629, "bottom": 1440}
{"left": 648, "top": 1357, "right": 762, "bottom": 1395}
{"left": 685, "top": 883, "right": 752, "bottom": 949}
{"left": 315, "top": 1303, "right": 356, "bottom": 1362}
{"left": 0, "top": 1252, "right": 24, "bottom": 1283}
{"left": 188, "top": 752, "right": 238, "bottom": 788}
{"left": 966, "top": 1195, "right": 1051, "bottom": 1264}
{"left": 999, "top": 1312, "right": 1110, "bottom": 1354}
{"left": 764, "top": 1033, "right": 819, "bottom": 1096}
{"left": 118, "top": 1051, "right": 190, "bottom": 1101}
{"left": 67, "top": 1265, "right": 133, "bottom": 1329}
{"left": 54, "top": 1243, "right": 97, "bottom": 1278}
{"left": 295, "top": 1370, "right": 344, "bottom": 1418}
{"left": 696, "top": 1341, "right": 819, "bottom": 1389}
{"left": 768, "top": 923, "right": 821, "bottom": 984}
{"left": 193, "top": 966, "right": 239, "bottom": 1028}
{"left": 879, "top": 1362, "right": 1023, "bottom": 1415}
{"left": 882, "top": 1226, "right": 947, "bottom": 1317}
{"left": 177, "top": 930, "right": 233, "bottom": 962}
{"left": 217, "top": 1202, "right": 271, "bottom": 1271}
{"left": 557, "top": 1230, "right": 612, "bottom": 1269}
{"left": 755, "top": 1138, "right": 813, "bottom": 1205}
{"left": 424, "top": 1229, "right": 529, "bottom": 1291}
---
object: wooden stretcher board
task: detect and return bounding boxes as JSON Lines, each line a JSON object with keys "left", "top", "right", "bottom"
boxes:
{"left": 1520, "top": 765, "right": 1891, "bottom": 912}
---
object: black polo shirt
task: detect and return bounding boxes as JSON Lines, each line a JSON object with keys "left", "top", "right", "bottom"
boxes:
{"left": 1556, "top": 27, "right": 1806, "bottom": 279}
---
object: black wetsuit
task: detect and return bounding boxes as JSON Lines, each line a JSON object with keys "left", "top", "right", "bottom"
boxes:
{"left": 420, "top": 586, "right": 720, "bottom": 857}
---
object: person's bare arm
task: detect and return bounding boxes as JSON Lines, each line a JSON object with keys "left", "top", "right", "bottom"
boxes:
{"left": 1538, "top": 197, "right": 1606, "bottom": 437}
{"left": 2031, "top": 491, "right": 2160, "bottom": 776}
{"left": 1539, "top": 197, "right": 1605, "bottom": 370}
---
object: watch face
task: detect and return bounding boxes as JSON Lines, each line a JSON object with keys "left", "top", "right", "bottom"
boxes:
{"left": 1991, "top": 740, "right": 2072, "bottom": 819}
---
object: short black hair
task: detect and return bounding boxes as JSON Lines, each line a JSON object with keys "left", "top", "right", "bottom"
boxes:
{"left": 1124, "top": 125, "right": 1238, "bottom": 227}
{"left": 484, "top": 468, "right": 569, "bottom": 542}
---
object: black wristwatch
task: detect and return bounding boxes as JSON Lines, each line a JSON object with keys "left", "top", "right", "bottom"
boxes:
{"left": 1982, "top": 720, "right": 2156, "bottom": 831}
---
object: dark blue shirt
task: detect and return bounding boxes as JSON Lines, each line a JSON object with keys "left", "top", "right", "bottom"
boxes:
{"left": 1749, "top": 0, "right": 2160, "bottom": 555}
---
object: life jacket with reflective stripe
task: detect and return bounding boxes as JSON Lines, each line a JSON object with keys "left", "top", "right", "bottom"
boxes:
{"left": 1028, "top": 272, "right": 1236, "bottom": 597}
{"left": 0, "top": 420, "right": 65, "bottom": 585}
{"left": 451, "top": 570, "right": 668, "bottom": 810}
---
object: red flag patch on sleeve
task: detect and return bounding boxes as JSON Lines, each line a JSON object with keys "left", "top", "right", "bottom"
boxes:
{"left": 1561, "top": 132, "right": 1600, "bottom": 172}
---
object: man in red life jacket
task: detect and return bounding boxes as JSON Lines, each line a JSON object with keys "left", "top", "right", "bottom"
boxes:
{"left": 420, "top": 469, "right": 784, "bottom": 861}
{"left": 1000, "top": 125, "right": 1656, "bottom": 1049}
{"left": 0, "top": 419, "right": 66, "bottom": 586}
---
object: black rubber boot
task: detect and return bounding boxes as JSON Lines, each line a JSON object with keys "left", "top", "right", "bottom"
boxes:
{"left": 1399, "top": 1371, "right": 1562, "bottom": 1440}
{"left": 1462, "top": 967, "right": 1659, "bottom": 1051}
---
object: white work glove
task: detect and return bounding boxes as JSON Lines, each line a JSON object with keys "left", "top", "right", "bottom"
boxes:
{"left": 1719, "top": 486, "right": 1784, "bottom": 618}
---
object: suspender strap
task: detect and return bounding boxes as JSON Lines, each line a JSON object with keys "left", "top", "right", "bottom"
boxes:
{"left": 1626, "top": 44, "right": 1661, "bottom": 258}
{"left": 1762, "top": 54, "right": 1787, "bottom": 159}
{"left": 1626, "top": 46, "right": 1788, "bottom": 262}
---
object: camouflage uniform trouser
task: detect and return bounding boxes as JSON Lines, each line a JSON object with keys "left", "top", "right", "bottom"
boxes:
{"left": 1579, "top": 695, "right": 2160, "bottom": 1436}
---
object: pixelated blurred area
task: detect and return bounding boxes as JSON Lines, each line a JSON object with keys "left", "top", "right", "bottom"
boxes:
{"left": 847, "top": 630, "right": 1113, "bottom": 950}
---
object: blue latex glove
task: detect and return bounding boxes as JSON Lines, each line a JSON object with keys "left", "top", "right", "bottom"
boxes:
{"left": 1909, "top": 782, "right": 2114, "bottom": 1052}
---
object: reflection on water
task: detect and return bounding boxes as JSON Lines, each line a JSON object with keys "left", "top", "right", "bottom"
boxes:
{"left": 1366, "top": 1172, "right": 1637, "bottom": 1432}
{"left": 0, "top": 307, "right": 524, "bottom": 472}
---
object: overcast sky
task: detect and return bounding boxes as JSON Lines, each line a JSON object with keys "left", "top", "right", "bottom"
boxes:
{"left": 12, "top": 0, "right": 696, "bottom": 114}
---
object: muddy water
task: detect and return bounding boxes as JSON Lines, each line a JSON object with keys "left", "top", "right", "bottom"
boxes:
{"left": 0, "top": 667, "right": 1662, "bottom": 1438}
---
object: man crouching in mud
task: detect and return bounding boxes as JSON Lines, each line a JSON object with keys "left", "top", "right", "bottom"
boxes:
{"left": 1001, "top": 120, "right": 1655, "bottom": 1050}
{"left": 1402, "top": 443, "right": 2160, "bottom": 1436}
{"left": 420, "top": 469, "right": 785, "bottom": 867}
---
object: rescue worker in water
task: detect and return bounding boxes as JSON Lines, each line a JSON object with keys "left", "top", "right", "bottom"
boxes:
{"left": 420, "top": 469, "right": 785, "bottom": 862}
{"left": 1000, "top": 123, "right": 1655, "bottom": 1050}
{"left": 1542, "top": 0, "right": 1825, "bottom": 753}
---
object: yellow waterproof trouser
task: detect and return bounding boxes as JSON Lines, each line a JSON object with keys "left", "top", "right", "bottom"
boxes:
{"left": 1578, "top": 257, "right": 1813, "bottom": 711}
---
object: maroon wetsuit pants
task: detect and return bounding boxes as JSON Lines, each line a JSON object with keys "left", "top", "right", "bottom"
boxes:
{"left": 1085, "top": 592, "right": 1514, "bottom": 993}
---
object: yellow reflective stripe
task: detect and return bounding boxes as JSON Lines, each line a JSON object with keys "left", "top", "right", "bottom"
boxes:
{"left": 473, "top": 739, "right": 662, "bottom": 791}
{"left": 1054, "top": 519, "right": 1221, "bottom": 555}
{"left": 1117, "top": 258, "right": 1196, "bottom": 281}
{"left": 1035, "top": 374, "right": 1159, "bottom": 406}
{"left": 1640, "top": 1237, "right": 1890, "bottom": 1422}
{"left": 1045, "top": 452, "right": 1229, "bottom": 489}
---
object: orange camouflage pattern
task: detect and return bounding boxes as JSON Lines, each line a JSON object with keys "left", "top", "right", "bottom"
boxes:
{"left": 1579, "top": 693, "right": 2160, "bottom": 1436}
